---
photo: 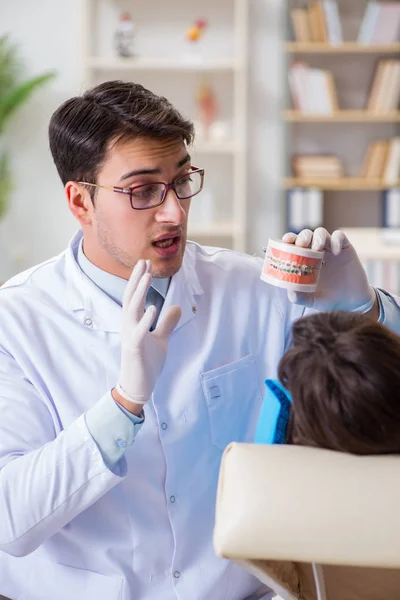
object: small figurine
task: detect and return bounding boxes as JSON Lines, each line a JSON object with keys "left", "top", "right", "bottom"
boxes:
{"left": 185, "top": 18, "right": 208, "bottom": 43}
{"left": 115, "top": 12, "right": 135, "bottom": 58}
{"left": 196, "top": 80, "right": 217, "bottom": 140}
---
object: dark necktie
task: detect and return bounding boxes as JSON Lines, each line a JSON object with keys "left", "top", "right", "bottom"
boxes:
{"left": 146, "top": 286, "right": 164, "bottom": 331}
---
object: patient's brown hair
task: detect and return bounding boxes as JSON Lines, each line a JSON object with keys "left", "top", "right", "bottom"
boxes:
{"left": 278, "top": 311, "right": 400, "bottom": 455}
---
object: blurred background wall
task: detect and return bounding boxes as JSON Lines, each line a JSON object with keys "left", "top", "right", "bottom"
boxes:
{"left": 0, "top": 0, "right": 286, "bottom": 281}
{"left": 3, "top": 1, "right": 398, "bottom": 289}
{"left": 0, "top": 0, "right": 80, "bottom": 280}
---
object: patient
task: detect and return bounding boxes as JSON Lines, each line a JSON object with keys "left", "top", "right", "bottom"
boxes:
{"left": 253, "top": 311, "right": 400, "bottom": 599}
{"left": 278, "top": 310, "right": 400, "bottom": 455}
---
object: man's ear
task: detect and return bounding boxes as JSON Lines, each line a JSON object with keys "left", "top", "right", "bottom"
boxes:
{"left": 65, "top": 182, "right": 93, "bottom": 225}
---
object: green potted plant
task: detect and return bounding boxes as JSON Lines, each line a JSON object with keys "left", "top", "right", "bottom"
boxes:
{"left": 0, "top": 34, "right": 55, "bottom": 219}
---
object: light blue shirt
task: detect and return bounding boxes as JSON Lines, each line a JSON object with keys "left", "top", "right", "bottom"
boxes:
{"left": 77, "top": 240, "right": 170, "bottom": 305}
{"left": 78, "top": 241, "right": 392, "bottom": 469}
{"left": 78, "top": 241, "right": 170, "bottom": 469}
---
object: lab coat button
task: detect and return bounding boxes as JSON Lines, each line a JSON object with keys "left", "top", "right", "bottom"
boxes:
{"left": 84, "top": 317, "right": 93, "bottom": 327}
{"left": 161, "top": 422, "right": 168, "bottom": 430}
{"left": 173, "top": 571, "right": 181, "bottom": 579}
{"left": 169, "top": 495, "right": 176, "bottom": 503}
{"left": 116, "top": 439, "right": 127, "bottom": 448}
{"left": 209, "top": 385, "right": 221, "bottom": 399}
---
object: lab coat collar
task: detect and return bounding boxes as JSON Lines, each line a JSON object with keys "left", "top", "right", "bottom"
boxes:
{"left": 65, "top": 230, "right": 203, "bottom": 333}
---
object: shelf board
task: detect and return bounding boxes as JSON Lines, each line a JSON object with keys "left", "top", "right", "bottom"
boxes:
{"left": 188, "top": 223, "right": 234, "bottom": 237}
{"left": 284, "top": 110, "right": 400, "bottom": 122}
{"left": 285, "top": 42, "right": 400, "bottom": 54}
{"left": 85, "top": 57, "right": 238, "bottom": 72}
{"left": 341, "top": 228, "right": 400, "bottom": 260}
{"left": 284, "top": 177, "right": 400, "bottom": 191}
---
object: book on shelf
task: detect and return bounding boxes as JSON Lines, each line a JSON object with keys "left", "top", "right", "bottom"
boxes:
{"left": 286, "top": 187, "right": 324, "bottom": 234}
{"left": 290, "top": 1, "right": 343, "bottom": 44}
{"left": 291, "top": 8, "right": 311, "bottom": 42}
{"left": 292, "top": 154, "right": 344, "bottom": 178}
{"left": 361, "top": 140, "right": 389, "bottom": 178}
{"left": 382, "top": 187, "right": 400, "bottom": 228}
{"left": 289, "top": 63, "right": 338, "bottom": 114}
{"left": 309, "top": 0, "right": 327, "bottom": 42}
{"left": 366, "top": 59, "right": 400, "bottom": 112}
{"left": 358, "top": 2, "right": 400, "bottom": 45}
{"left": 381, "top": 187, "right": 400, "bottom": 244}
{"left": 361, "top": 138, "right": 400, "bottom": 183}
{"left": 323, "top": 0, "right": 343, "bottom": 44}
{"left": 384, "top": 138, "right": 400, "bottom": 184}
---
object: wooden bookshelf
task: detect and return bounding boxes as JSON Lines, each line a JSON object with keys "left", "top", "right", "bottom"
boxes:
{"left": 284, "top": 110, "right": 400, "bottom": 123}
{"left": 85, "top": 56, "right": 239, "bottom": 72}
{"left": 284, "top": 178, "right": 400, "bottom": 191}
{"left": 285, "top": 42, "right": 400, "bottom": 54}
{"left": 285, "top": 2, "right": 400, "bottom": 296}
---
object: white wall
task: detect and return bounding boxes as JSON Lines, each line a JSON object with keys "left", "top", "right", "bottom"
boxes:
{"left": 248, "top": 0, "right": 287, "bottom": 255}
{"left": 0, "top": 0, "right": 82, "bottom": 281}
{"left": 0, "top": 0, "right": 286, "bottom": 280}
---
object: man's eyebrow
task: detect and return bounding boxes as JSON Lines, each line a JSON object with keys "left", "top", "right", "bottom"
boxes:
{"left": 119, "top": 167, "right": 161, "bottom": 182}
{"left": 177, "top": 154, "right": 191, "bottom": 168}
{"left": 118, "top": 155, "right": 191, "bottom": 182}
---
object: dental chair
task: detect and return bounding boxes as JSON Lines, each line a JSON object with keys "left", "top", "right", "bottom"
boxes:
{"left": 214, "top": 443, "right": 400, "bottom": 600}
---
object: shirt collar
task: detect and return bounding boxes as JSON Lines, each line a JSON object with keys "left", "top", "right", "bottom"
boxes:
{"left": 65, "top": 230, "right": 204, "bottom": 333}
{"left": 77, "top": 238, "right": 170, "bottom": 306}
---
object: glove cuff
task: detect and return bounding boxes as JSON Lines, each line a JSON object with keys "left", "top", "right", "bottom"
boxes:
{"left": 351, "top": 287, "right": 377, "bottom": 314}
{"left": 115, "top": 383, "right": 149, "bottom": 405}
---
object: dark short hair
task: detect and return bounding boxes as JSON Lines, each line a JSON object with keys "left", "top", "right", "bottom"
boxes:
{"left": 49, "top": 80, "right": 194, "bottom": 191}
{"left": 279, "top": 310, "right": 400, "bottom": 455}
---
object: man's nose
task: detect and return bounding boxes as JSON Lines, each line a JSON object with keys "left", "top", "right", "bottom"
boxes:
{"left": 155, "top": 188, "right": 187, "bottom": 224}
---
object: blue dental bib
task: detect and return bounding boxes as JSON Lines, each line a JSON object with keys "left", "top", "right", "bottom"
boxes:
{"left": 254, "top": 379, "right": 292, "bottom": 445}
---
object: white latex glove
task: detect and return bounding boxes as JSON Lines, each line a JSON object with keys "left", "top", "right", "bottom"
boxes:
{"left": 282, "top": 227, "right": 376, "bottom": 312}
{"left": 116, "top": 259, "right": 181, "bottom": 405}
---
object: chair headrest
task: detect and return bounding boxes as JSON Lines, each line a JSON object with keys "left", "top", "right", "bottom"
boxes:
{"left": 214, "top": 443, "right": 400, "bottom": 568}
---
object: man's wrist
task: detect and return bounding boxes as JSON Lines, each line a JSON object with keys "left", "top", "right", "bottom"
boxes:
{"left": 112, "top": 387, "right": 144, "bottom": 417}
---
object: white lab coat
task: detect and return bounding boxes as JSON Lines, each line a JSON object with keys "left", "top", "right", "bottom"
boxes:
{"left": 0, "top": 231, "right": 303, "bottom": 600}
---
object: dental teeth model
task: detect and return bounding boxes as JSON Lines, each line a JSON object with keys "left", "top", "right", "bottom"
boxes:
{"left": 260, "top": 238, "right": 325, "bottom": 293}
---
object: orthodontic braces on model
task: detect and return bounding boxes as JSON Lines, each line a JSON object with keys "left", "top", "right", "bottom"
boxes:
{"left": 269, "top": 255, "right": 315, "bottom": 277}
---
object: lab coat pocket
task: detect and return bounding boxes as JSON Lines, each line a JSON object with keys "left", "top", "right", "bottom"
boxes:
{"left": 17, "top": 557, "right": 125, "bottom": 600}
{"left": 201, "top": 354, "right": 262, "bottom": 451}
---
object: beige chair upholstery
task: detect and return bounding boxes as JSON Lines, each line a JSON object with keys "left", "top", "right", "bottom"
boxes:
{"left": 214, "top": 443, "right": 400, "bottom": 600}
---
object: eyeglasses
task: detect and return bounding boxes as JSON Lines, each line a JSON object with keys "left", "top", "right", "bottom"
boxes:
{"left": 78, "top": 166, "right": 205, "bottom": 211}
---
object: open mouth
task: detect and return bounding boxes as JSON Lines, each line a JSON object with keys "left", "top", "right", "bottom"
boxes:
{"left": 152, "top": 237, "right": 178, "bottom": 249}
{"left": 151, "top": 235, "right": 182, "bottom": 257}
